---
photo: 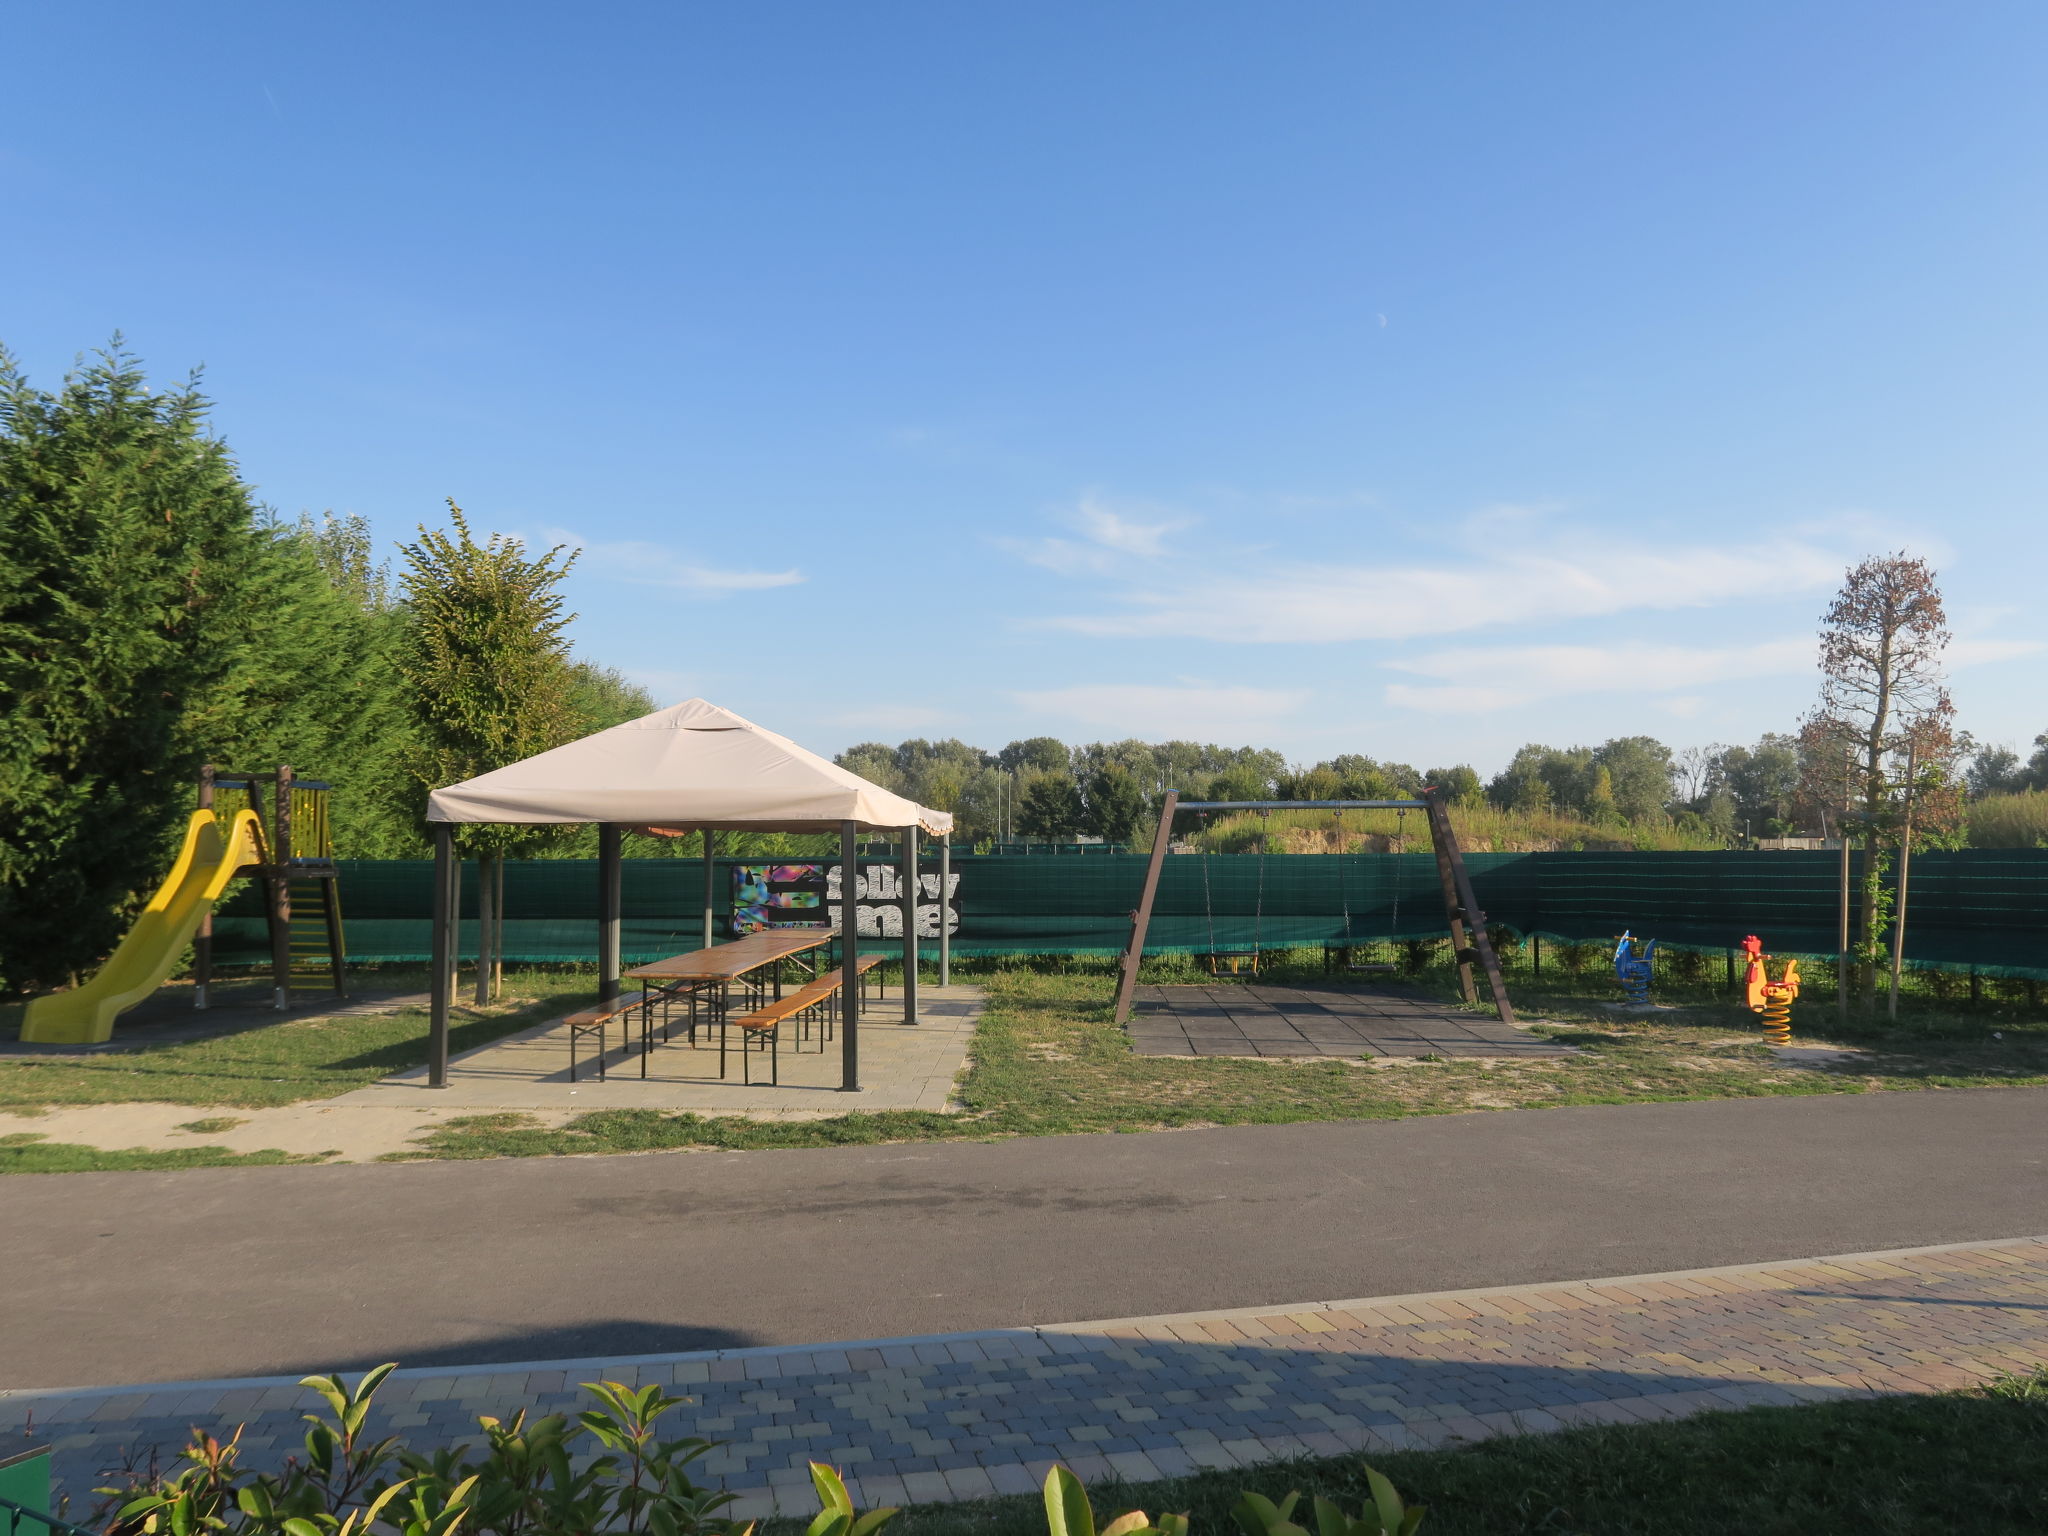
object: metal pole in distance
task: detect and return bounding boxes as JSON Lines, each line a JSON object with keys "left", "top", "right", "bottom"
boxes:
{"left": 1113, "top": 790, "right": 1178, "bottom": 1026}
{"left": 938, "top": 837, "right": 952, "bottom": 987}
{"left": 901, "top": 825, "right": 919, "bottom": 1024}
{"left": 429, "top": 822, "right": 453, "bottom": 1089}
{"left": 597, "top": 823, "right": 622, "bottom": 1003}
{"left": 702, "top": 828, "right": 717, "bottom": 950}
{"left": 839, "top": 820, "right": 860, "bottom": 1091}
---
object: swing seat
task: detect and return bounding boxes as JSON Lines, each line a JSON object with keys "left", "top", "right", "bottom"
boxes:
{"left": 1323, "top": 942, "right": 1395, "bottom": 975}
{"left": 1205, "top": 948, "right": 1261, "bottom": 976}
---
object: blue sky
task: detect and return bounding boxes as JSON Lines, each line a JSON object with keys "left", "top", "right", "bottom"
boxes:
{"left": 5, "top": 3, "right": 2044, "bottom": 774}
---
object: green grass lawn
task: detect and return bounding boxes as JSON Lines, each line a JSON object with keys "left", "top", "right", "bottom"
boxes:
{"left": 3, "top": 952, "right": 2042, "bottom": 1171}
{"left": 0, "top": 1132, "right": 321, "bottom": 1173}
{"left": 396, "top": 949, "right": 2048, "bottom": 1161}
{"left": 774, "top": 1368, "right": 2048, "bottom": 1536}
{"left": 0, "top": 970, "right": 596, "bottom": 1113}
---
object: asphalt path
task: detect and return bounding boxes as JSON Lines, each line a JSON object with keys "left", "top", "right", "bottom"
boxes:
{"left": 6, "top": 1086, "right": 2044, "bottom": 1389}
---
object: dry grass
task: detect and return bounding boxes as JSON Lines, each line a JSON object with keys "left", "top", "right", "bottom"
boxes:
{"left": 1193, "top": 804, "right": 1725, "bottom": 854}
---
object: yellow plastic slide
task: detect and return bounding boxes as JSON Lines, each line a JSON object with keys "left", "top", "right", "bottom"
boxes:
{"left": 20, "top": 807, "right": 265, "bottom": 1045}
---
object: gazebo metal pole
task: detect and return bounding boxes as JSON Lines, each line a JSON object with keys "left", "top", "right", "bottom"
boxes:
{"left": 598, "top": 823, "right": 622, "bottom": 1004}
{"left": 938, "top": 838, "right": 951, "bottom": 986}
{"left": 429, "top": 822, "right": 453, "bottom": 1089}
{"left": 839, "top": 820, "right": 860, "bottom": 1091}
{"left": 702, "top": 829, "right": 717, "bottom": 950}
{"left": 901, "top": 825, "right": 918, "bottom": 1024}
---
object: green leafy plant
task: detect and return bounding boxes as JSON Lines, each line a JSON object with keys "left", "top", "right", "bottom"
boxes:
{"left": 1043, "top": 1464, "right": 1188, "bottom": 1536}
{"left": 576, "top": 1378, "right": 746, "bottom": 1536}
{"left": 100, "top": 1366, "right": 1427, "bottom": 1536}
{"left": 806, "top": 1462, "right": 897, "bottom": 1536}
{"left": 397, "top": 1409, "right": 608, "bottom": 1536}
{"left": 1230, "top": 1474, "right": 1424, "bottom": 1536}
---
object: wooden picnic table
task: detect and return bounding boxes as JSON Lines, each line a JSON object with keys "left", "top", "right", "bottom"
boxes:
{"left": 625, "top": 927, "right": 836, "bottom": 985}
{"left": 614, "top": 929, "right": 840, "bottom": 1077}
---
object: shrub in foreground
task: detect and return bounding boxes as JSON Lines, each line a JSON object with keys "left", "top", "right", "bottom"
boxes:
{"left": 97, "top": 1365, "right": 1420, "bottom": 1536}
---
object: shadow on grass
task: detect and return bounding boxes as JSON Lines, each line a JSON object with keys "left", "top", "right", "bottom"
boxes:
{"left": 321, "top": 994, "right": 591, "bottom": 1074}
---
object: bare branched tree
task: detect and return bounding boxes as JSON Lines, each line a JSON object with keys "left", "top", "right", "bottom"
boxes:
{"left": 1804, "top": 553, "right": 1959, "bottom": 1001}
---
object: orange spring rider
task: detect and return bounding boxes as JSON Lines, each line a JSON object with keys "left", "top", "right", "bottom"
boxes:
{"left": 1741, "top": 934, "right": 1800, "bottom": 1045}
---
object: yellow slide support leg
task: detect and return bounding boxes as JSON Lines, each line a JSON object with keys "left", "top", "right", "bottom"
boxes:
{"left": 19, "top": 808, "right": 265, "bottom": 1045}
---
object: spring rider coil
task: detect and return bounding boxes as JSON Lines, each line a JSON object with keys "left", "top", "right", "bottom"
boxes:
{"left": 1613, "top": 931, "right": 1655, "bottom": 1006}
{"left": 1741, "top": 934, "right": 1800, "bottom": 1046}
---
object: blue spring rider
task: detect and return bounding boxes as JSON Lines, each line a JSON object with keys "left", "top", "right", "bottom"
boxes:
{"left": 1613, "top": 931, "right": 1656, "bottom": 1006}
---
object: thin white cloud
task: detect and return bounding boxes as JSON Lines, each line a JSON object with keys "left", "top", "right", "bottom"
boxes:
{"left": 1009, "top": 494, "right": 1191, "bottom": 576}
{"left": 1383, "top": 639, "right": 1816, "bottom": 714}
{"left": 1946, "top": 638, "right": 2043, "bottom": 667}
{"left": 1075, "top": 498, "right": 1179, "bottom": 557}
{"left": 1014, "top": 683, "right": 1308, "bottom": 737}
{"left": 543, "top": 527, "right": 803, "bottom": 593}
{"left": 1047, "top": 543, "right": 1844, "bottom": 644}
{"left": 1382, "top": 633, "right": 2043, "bottom": 715}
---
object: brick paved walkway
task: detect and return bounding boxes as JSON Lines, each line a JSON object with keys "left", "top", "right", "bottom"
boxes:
{"left": 9, "top": 1237, "right": 2045, "bottom": 1519}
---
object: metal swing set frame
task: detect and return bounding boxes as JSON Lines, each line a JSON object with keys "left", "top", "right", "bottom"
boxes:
{"left": 1110, "top": 789, "right": 1517, "bottom": 1027}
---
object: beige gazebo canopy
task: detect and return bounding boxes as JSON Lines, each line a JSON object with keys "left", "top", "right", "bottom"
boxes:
{"left": 428, "top": 698, "right": 952, "bottom": 834}
{"left": 422, "top": 699, "right": 953, "bottom": 1092}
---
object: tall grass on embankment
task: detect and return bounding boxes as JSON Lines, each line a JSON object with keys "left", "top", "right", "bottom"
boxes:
{"left": 1969, "top": 791, "right": 2048, "bottom": 848}
{"left": 1191, "top": 804, "right": 1728, "bottom": 854}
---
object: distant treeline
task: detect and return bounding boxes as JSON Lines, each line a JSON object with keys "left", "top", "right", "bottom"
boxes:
{"left": 834, "top": 732, "right": 2048, "bottom": 851}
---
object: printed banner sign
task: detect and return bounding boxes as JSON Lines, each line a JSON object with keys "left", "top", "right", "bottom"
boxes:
{"left": 731, "top": 863, "right": 961, "bottom": 939}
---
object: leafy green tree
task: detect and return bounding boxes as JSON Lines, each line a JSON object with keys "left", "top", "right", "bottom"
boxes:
{"left": 1591, "top": 736, "right": 1675, "bottom": 822}
{"left": 565, "top": 662, "right": 655, "bottom": 732}
{"left": 953, "top": 765, "right": 1011, "bottom": 843}
{"left": 0, "top": 344, "right": 278, "bottom": 995}
{"left": 1206, "top": 762, "right": 1275, "bottom": 802}
{"left": 1805, "top": 554, "right": 1960, "bottom": 999}
{"left": 396, "top": 502, "right": 582, "bottom": 998}
{"left": 1709, "top": 734, "right": 1801, "bottom": 833}
{"left": 1585, "top": 765, "right": 1621, "bottom": 823}
{"left": 1016, "top": 773, "right": 1085, "bottom": 840}
{"left": 1486, "top": 748, "right": 1553, "bottom": 813}
{"left": 1967, "top": 733, "right": 2048, "bottom": 799}
{"left": 395, "top": 501, "right": 581, "bottom": 807}
{"left": 197, "top": 514, "right": 418, "bottom": 859}
{"left": 1423, "top": 764, "right": 1485, "bottom": 806}
{"left": 997, "top": 737, "right": 1071, "bottom": 776}
{"left": 1072, "top": 739, "right": 1160, "bottom": 792}
{"left": 1083, "top": 764, "right": 1147, "bottom": 844}
{"left": 835, "top": 742, "right": 903, "bottom": 792}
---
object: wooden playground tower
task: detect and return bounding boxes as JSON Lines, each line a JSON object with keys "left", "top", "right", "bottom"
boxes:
{"left": 195, "top": 765, "right": 346, "bottom": 1009}
{"left": 1111, "top": 787, "right": 1516, "bottom": 1026}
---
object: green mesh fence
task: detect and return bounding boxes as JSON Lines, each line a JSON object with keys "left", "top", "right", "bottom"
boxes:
{"left": 205, "top": 849, "right": 2048, "bottom": 978}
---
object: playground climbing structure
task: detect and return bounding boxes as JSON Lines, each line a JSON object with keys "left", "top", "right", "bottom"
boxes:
{"left": 17, "top": 766, "right": 346, "bottom": 1045}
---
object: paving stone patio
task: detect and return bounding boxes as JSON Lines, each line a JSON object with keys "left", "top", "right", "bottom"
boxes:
{"left": 327, "top": 984, "right": 983, "bottom": 1117}
{"left": 1127, "top": 983, "right": 1575, "bottom": 1058}
{"left": 10, "top": 1236, "right": 2044, "bottom": 1520}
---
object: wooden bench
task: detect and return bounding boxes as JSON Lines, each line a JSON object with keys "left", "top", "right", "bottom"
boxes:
{"left": 563, "top": 997, "right": 638, "bottom": 1082}
{"left": 722, "top": 954, "right": 891, "bottom": 1083}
